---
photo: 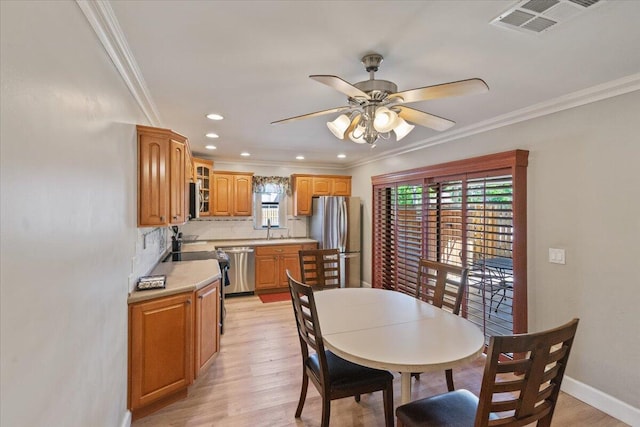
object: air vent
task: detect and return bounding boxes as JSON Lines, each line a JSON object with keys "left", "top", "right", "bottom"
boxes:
{"left": 491, "top": 0, "right": 604, "bottom": 34}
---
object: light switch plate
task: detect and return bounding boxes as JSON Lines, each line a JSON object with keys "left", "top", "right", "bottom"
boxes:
{"left": 549, "top": 248, "right": 566, "bottom": 264}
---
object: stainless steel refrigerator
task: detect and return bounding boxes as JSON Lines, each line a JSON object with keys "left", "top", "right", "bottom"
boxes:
{"left": 309, "top": 196, "right": 361, "bottom": 288}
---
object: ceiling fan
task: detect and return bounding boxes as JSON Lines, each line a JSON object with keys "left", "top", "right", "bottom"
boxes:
{"left": 272, "top": 53, "right": 489, "bottom": 147}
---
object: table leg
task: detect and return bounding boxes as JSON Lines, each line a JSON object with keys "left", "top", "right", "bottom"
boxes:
{"left": 401, "top": 372, "right": 412, "bottom": 404}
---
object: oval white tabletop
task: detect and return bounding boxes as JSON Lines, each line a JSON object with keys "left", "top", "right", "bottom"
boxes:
{"left": 313, "top": 287, "right": 485, "bottom": 403}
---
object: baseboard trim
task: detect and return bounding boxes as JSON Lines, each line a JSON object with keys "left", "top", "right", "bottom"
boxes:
{"left": 120, "top": 410, "right": 132, "bottom": 427}
{"left": 562, "top": 376, "right": 639, "bottom": 426}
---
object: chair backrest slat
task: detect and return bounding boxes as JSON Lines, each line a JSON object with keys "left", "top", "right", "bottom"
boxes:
{"left": 299, "top": 248, "right": 341, "bottom": 289}
{"left": 476, "top": 318, "right": 579, "bottom": 427}
{"left": 287, "top": 269, "right": 330, "bottom": 382}
{"left": 416, "top": 259, "right": 468, "bottom": 315}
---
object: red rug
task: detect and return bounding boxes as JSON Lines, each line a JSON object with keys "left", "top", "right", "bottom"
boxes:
{"left": 259, "top": 292, "right": 291, "bottom": 303}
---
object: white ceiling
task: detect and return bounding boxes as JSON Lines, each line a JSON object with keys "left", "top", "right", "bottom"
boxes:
{"left": 107, "top": 0, "right": 640, "bottom": 167}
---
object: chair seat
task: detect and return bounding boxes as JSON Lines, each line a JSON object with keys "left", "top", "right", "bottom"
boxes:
{"left": 307, "top": 351, "right": 393, "bottom": 392}
{"left": 396, "top": 389, "right": 497, "bottom": 427}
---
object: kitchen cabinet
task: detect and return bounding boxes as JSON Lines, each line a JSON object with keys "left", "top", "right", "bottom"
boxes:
{"left": 129, "top": 292, "right": 193, "bottom": 419}
{"left": 291, "top": 174, "right": 352, "bottom": 216}
{"left": 194, "top": 279, "right": 220, "bottom": 378}
{"left": 254, "top": 243, "right": 317, "bottom": 292}
{"left": 128, "top": 278, "right": 222, "bottom": 420}
{"left": 292, "top": 175, "right": 313, "bottom": 216}
{"left": 137, "top": 125, "right": 190, "bottom": 226}
{"left": 312, "top": 177, "right": 332, "bottom": 196}
{"left": 212, "top": 171, "right": 253, "bottom": 216}
{"left": 193, "top": 158, "right": 213, "bottom": 216}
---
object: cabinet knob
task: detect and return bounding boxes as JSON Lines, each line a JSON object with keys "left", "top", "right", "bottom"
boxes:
{"left": 186, "top": 299, "right": 192, "bottom": 305}
{"left": 160, "top": 216, "right": 165, "bottom": 221}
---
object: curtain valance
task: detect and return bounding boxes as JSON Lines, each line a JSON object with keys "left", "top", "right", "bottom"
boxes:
{"left": 252, "top": 176, "right": 291, "bottom": 195}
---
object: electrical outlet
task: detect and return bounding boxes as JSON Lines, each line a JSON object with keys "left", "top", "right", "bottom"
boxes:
{"left": 548, "top": 248, "right": 566, "bottom": 265}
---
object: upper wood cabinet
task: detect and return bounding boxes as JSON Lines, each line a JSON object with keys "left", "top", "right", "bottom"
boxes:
{"left": 291, "top": 174, "right": 352, "bottom": 216}
{"left": 212, "top": 171, "right": 253, "bottom": 216}
{"left": 137, "top": 125, "right": 190, "bottom": 227}
{"left": 193, "top": 158, "right": 213, "bottom": 216}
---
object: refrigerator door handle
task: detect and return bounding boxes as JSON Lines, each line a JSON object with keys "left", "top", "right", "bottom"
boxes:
{"left": 339, "top": 199, "right": 347, "bottom": 252}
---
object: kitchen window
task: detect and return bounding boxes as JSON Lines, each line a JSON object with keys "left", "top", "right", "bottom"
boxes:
{"left": 254, "top": 192, "right": 286, "bottom": 228}
{"left": 252, "top": 176, "right": 291, "bottom": 230}
{"left": 371, "top": 150, "right": 529, "bottom": 342}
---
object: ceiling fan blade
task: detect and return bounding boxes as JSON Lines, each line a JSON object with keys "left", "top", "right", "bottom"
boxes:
{"left": 271, "top": 106, "right": 352, "bottom": 125}
{"left": 390, "top": 78, "right": 489, "bottom": 104}
{"left": 396, "top": 106, "right": 455, "bottom": 132}
{"left": 310, "top": 75, "right": 370, "bottom": 99}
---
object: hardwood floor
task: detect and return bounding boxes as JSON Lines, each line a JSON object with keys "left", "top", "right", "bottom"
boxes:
{"left": 132, "top": 295, "right": 628, "bottom": 427}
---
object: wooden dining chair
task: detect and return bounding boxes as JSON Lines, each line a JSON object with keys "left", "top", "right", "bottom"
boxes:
{"left": 298, "top": 248, "right": 341, "bottom": 289}
{"left": 286, "top": 270, "right": 394, "bottom": 427}
{"left": 413, "top": 259, "right": 469, "bottom": 391}
{"left": 396, "top": 318, "right": 579, "bottom": 427}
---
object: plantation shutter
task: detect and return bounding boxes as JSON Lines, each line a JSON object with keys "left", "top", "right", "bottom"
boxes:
{"left": 395, "top": 183, "right": 423, "bottom": 295}
{"left": 372, "top": 150, "right": 528, "bottom": 342}
{"left": 372, "top": 185, "right": 396, "bottom": 290}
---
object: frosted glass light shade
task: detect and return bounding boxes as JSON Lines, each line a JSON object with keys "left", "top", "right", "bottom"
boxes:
{"left": 348, "top": 124, "right": 367, "bottom": 144}
{"left": 393, "top": 118, "right": 415, "bottom": 141}
{"left": 373, "top": 107, "right": 398, "bottom": 133}
{"left": 327, "top": 114, "right": 351, "bottom": 139}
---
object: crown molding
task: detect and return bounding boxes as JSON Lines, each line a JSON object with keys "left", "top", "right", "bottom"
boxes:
{"left": 76, "top": 0, "right": 162, "bottom": 126}
{"left": 350, "top": 73, "right": 640, "bottom": 168}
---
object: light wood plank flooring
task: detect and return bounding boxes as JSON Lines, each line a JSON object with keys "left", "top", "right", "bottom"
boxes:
{"left": 132, "top": 295, "right": 628, "bottom": 427}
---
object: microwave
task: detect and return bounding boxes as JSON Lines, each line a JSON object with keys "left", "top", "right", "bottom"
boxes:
{"left": 189, "top": 182, "right": 201, "bottom": 219}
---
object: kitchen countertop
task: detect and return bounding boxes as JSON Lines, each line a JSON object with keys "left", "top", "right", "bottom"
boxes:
{"left": 181, "top": 238, "right": 317, "bottom": 252}
{"left": 128, "top": 259, "right": 222, "bottom": 304}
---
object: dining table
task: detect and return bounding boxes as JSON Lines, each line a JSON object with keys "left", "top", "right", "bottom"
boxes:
{"left": 313, "top": 287, "right": 485, "bottom": 404}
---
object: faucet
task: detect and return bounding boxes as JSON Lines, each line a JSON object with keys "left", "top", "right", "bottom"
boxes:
{"left": 266, "top": 218, "right": 271, "bottom": 240}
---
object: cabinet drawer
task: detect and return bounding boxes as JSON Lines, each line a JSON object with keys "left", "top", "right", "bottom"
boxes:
{"left": 255, "top": 244, "right": 303, "bottom": 256}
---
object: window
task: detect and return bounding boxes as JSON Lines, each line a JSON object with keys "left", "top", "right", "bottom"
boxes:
{"left": 254, "top": 192, "right": 286, "bottom": 228}
{"left": 372, "top": 150, "right": 528, "bottom": 342}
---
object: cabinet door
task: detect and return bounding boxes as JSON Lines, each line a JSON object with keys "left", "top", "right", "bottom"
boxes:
{"left": 129, "top": 293, "right": 193, "bottom": 410}
{"left": 195, "top": 280, "right": 220, "bottom": 378}
{"left": 169, "top": 139, "right": 186, "bottom": 224}
{"left": 194, "top": 159, "right": 213, "bottom": 216}
{"left": 233, "top": 175, "right": 252, "bottom": 216}
{"left": 312, "top": 177, "right": 332, "bottom": 196}
{"left": 294, "top": 176, "right": 313, "bottom": 216}
{"left": 255, "top": 255, "right": 279, "bottom": 289}
{"left": 332, "top": 177, "right": 351, "bottom": 196}
{"left": 212, "top": 174, "right": 232, "bottom": 216}
{"left": 280, "top": 253, "right": 301, "bottom": 288}
{"left": 138, "top": 133, "right": 169, "bottom": 226}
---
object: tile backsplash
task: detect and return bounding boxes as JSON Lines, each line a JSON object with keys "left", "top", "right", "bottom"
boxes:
{"left": 180, "top": 215, "right": 308, "bottom": 241}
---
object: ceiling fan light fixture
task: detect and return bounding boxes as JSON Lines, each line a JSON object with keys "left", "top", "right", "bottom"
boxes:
{"left": 373, "top": 106, "right": 398, "bottom": 133}
{"left": 327, "top": 114, "right": 351, "bottom": 139}
{"left": 393, "top": 118, "right": 415, "bottom": 141}
{"left": 348, "top": 123, "right": 368, "bottom": 144}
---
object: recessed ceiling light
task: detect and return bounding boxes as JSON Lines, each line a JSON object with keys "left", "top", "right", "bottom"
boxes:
{"left": 205, "top": 145, "right": 217, "bottom": 150}
{"left": 337, "top": 154, "right": 347, "bottom": 159}
{"left": 240, "top": 152, "right": 250, "bottom": 157}
{"left": 205, "top": 133, "right": 219, "bottom": 138}
{"left": 206, "top": 113, "right": 224, "bottom": 120}
{"left": 296, "top": 155, "right": 305, "bottom": 160}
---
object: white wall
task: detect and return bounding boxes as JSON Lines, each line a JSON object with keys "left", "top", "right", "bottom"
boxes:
{"left": 0, "top": 2, "right": 155, "bottom": 426}
{"left": 348, "top": 91, "right": 640, "bottom": 413}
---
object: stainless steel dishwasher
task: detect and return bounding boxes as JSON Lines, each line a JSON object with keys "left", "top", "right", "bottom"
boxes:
{"left": 220, "top": 247, "right": 255, "bottom": 296}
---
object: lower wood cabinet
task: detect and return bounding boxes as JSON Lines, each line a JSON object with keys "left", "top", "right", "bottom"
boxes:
{"left": 255, "top": 243, "right": 317, "bottom": 293}
{"left": 194, "top": 280, "right": 221, "bottom": 377}
{"left": 128, "top": 279, "right": 221, "bottom": 420}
